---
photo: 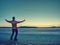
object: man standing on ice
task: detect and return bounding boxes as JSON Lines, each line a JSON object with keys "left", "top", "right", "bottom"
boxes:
{"left": 5, "top": 17, "right": 25, "bottom": 41}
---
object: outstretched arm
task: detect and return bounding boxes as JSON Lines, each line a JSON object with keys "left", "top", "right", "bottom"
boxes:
{"left": 5, "top": 19, "right": 11, "bottom": 23}
{"left": 17, "top": 19, "right": 25, "bottom": 23}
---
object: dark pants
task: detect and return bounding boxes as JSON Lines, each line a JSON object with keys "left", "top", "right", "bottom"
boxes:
{"left": 10, "top": 29, "right": 18, "bottom": 40}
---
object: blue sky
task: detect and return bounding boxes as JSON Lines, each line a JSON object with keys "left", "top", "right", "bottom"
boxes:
{"left": 0, "top": 0, "right": 60, "bottom": 27}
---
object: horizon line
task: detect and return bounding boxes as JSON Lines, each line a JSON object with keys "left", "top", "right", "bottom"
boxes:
{"left": 0, "top": 26, "right": 60, "bottom": 28}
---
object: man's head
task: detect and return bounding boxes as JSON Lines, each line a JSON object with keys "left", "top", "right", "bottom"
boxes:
{"left": 12, "top": 16, "right": 15, "bottom": 21}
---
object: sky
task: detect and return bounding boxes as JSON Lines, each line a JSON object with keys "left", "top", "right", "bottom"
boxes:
{"left": 0, "top": 0, "right": 60, "bottom": 27}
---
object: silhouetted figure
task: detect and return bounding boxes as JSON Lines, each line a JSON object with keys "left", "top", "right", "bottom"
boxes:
{"left": 5, "top": 17, "right": 25, "bottom": 41}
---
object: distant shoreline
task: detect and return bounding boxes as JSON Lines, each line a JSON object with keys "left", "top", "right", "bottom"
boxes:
{"left": 0, "top": 26, "right": 60, "bottom": 28}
